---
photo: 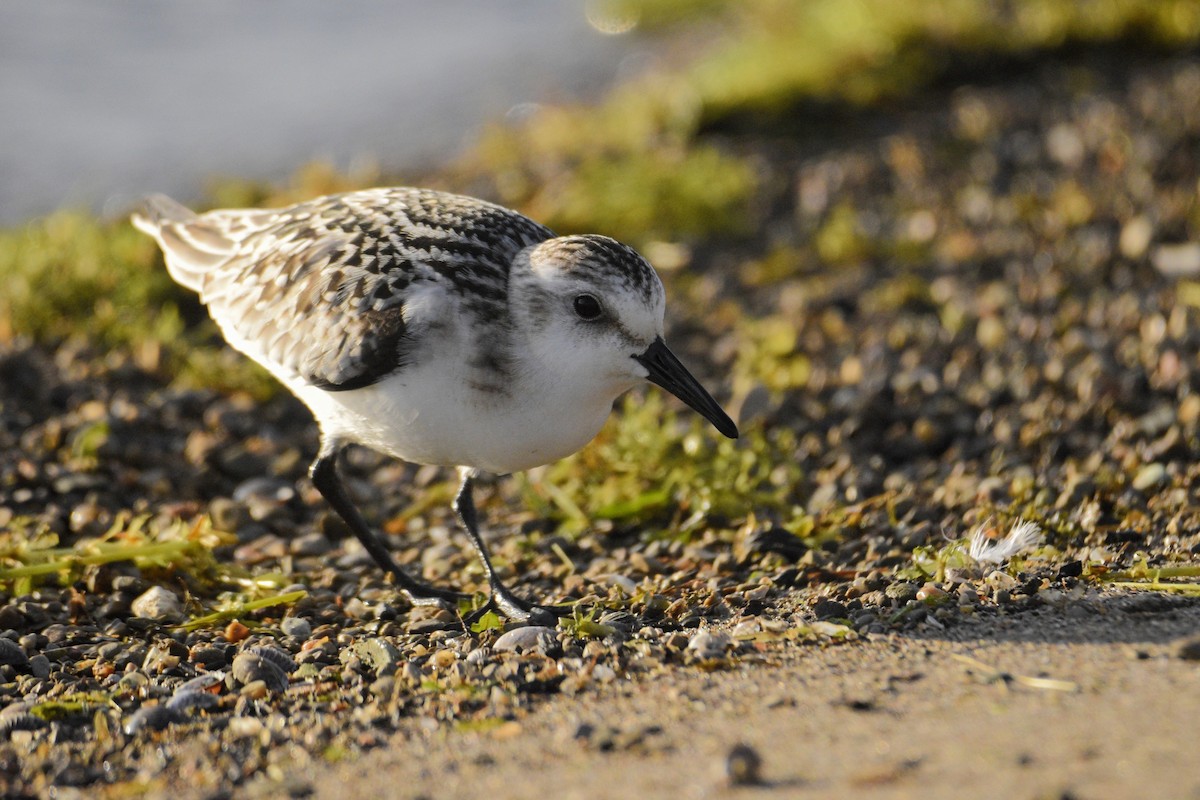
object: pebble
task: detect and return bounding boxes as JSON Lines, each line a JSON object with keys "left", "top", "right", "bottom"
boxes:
{"left": 916, "top": 583, "right": 948, "bottom": 602}
{"left": 885, "top": 582, "right": 919, "bottom": 604}
{"left": 250, "top": 645, "right": 297, "bottom": 673}
{"left": 687, "top": 629, "right": 733, "bottom": 660}
{"left": 0, "top": 606, "right": 26, "bottom": 630}
{"left": 493, "top": 626, "right": 557, "bottom": 655}
{"left": 231, "top": 652, "right": 289, "bottom": 693}
{"left": 812, "top": 598, "right": 848, "bottom": 619}
{"left": 348, "top": 638, "right": 402, "bottom": 675}
{"left": 18, "top": 633, "right": 43, "bottom": 651}
{"left": 1132, "top": 463, "right": 1166, "bottom": 492}
{"left": 224, "top": 620, "right": 252, "bottom": 643}
{"left": 1118, "top": 216, "right": 1153, "bottom": 258}
{"left": 985, "top": 571, "right": 1018, "bottom": 592}
{"left": 142, "top": 643, "right": 181, "bottom": 674}
{"left": 290, "top": 532, "right": 332, "bottom": 557}
{"left": 165, "top": 689, "right": 219, "bottom": 714}
{"left": 240, "top": 679, "right": 270, "bottom": 699}
{"left": 176, "top": 672, "right": 227, "bottom": 695}
{"left": 725, "top": 743, "right": 764, "bottom": 786}
{"left": 280, "top": 616, "right": 313, "bottom": 640}
{"left": 233, "top": 476, "right": 296, "bottom": 520}
{"left": 123, "top": 705, "right": 178, "bottom": 735}
{"left": 190, "top": 645, "right": 230, "bottom": 668}
{"left": 227, "top": 716, "right": 265, "bottom": 739}
{"left": 1177, "top": 636, "right": 1200, "bottom": 660}
{"left": 209, "top": 497, "right": 252, "bottom": 531}
{"left": 1151, "top": 242, "right": 1200, "bottom": 276}
{"left": 28, "top": 654, "right": 50, "bottom": 679}
{"left": 130, "top": 586, "right": 184, "bottom": 622}
{"left": 112, "top": 575, "right": 149, "bottom": 594}
{"left": 0, "top": 639, "right": 29, "bottom": 669}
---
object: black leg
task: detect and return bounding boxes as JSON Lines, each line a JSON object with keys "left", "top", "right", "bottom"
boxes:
{"left": 310, "top": 448, "right": 465, "bottom": 609}
{"left": 452, "top": 469, "right": 565, "bottom": 625}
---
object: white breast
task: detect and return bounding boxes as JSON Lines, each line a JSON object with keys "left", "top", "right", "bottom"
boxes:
{"left": 291, "top": 355, "right": 625, "bottom": 475}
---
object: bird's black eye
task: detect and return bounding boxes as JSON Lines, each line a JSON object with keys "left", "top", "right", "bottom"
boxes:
{"left": 573, "top": 294, "right": 603, "bottom": 320}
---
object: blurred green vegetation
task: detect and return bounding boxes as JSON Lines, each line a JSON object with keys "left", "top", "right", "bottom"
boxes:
{"left": 522, "top": 392, "right": 802, "bottom": 535}
{"left": 467, "top": 0, "right": 1200, "bottom": 242}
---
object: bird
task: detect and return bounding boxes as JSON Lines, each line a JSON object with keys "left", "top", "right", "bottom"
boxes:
{"left": 132, "top": 187, "right": 738, "bottom": 622}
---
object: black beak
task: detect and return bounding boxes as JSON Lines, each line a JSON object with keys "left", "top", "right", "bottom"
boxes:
{"left": 634, "top": 337, "right": 738, "bottom": 439}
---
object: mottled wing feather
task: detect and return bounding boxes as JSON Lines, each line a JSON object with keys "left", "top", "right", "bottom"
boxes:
{"left": 161, "top": 188, "right": 553, "bottom": 390}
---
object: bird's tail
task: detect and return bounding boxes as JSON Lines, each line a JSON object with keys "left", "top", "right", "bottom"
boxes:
{"left": 131, "top": 194, "right": 234, "bottom": 293}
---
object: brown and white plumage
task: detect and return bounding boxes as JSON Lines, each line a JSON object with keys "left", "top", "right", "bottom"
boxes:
{"left": 134, "top": 188, "right": 552, "bottom": 392}
{"left": 134, "top": 187, "right": 736, "bottom": 621}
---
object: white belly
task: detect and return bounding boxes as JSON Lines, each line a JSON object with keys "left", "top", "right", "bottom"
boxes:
{"left": 291, "top": 365, "right": 620, "bottom": 474}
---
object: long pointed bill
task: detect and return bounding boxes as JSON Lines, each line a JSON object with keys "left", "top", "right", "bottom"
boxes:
{"left": 634, "top": 337, "right": 739, "bottom": 439}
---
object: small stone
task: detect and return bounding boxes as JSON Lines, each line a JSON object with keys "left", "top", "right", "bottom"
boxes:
{"left": 1177, "top": 636, "right": 1200, "bottom": 660}
{"left": 430, "top": 649, "right": 457, "bottom": 669}
{"left": 0, "top": 606, "right": 26, "bottom": 630}
{"left": 290, "top": 532, "right": 332, "bottom": 557}
{"left": 231, "top": 652, "right": 289, "bottom": 692}
{"left": 141, "top": 643, "right": 181, "bottom": 674}
{"left": 493, "top": 626, "right": 556, "bottom": 655}
{"left": 916, "top": 583, "right": 948, "bottom": 602}
{"left": 28, "top": 654, "right": 50, "bottom": 679}
{"left": 343, "top": 598, "right": 373, "bottom": 620}
{"left": 209, "top": 497, "right": 252, "bottom": 531}
{"left": 1132, "top": 463, "right": 1166, "bottom": 492}
{"left": 725, "top": 743, "right": 764, "bottom": 786}
{"left": 852, "top": 612, "right": 878, "bottom": 629}
{"left": 123, "top": 705, "right": 177, "bottom": 735}
{"left": 216, "top": 447, "right": 269, "bottom": 480}
{"left": 348, "top": 638, "right": 402, "bottom": 675}
{"left": 1179, "top": 395, "right": 1200, "bottom": 426}
{"left": 240, "top": 680, "right": 270, "bottom": 700}
{"left": 664, "top": 632, "right": 690, "bottom": 652}
{"left": 687, "top": 629, "right": 733, "bottom": 660}
{"left": 985, "top": 570, "right": 1018, "bottom": 592}
{"left": 0, "top": 639, "right": 29, "bottom": 669}
{"left": 190, "top": 645, "right": 231, "bottom": 668}
{"left": 1152, "top": 243, "right": 1200, "bottom": 277}
{"left": 233, "top": 533, "right": 288, "bottom": 565}
{"left": 812, "top": 598, "right": 848, "bottom": 620}
{"left": 112, "top": 575, "right": 149, "bottom": 594}
{"left": 885, "top": 582, "right": 919, "bottom": 603}
{"left": 68, "top": 501, "right": 104, "bottom": 533}
{"left": 130, "top": 586, "right": 184, "bottom": 622}
{"left": 1119, "top": 216, "right": 1153, "bottom": 259}
{"left": 224, "top": 620, "right": 251, "bottom": 643}
{"left": 165, "top": 688, "right": 219, "bottom": 714}
{"left": 227, "top": 716, "right": 265, "bottom": 738}
{"left": 280, "top": 616, "right": 312, "bottom": 640}
{"left": 249, "top": 645, "right": 297, "bottom": 674}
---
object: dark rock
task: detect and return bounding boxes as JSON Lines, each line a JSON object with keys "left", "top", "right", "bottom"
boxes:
{"left": 813, "top": 598, "right": 848, "bottom": 620}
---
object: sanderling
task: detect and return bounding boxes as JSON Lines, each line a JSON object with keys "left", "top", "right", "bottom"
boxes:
{"left": 132, "top": 187, "right": 737, "bottom": 622}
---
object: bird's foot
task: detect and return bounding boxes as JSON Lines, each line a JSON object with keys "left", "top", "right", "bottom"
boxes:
{"left": 385, "top": 571, "right": 472, "bottom": 614}
{"left": 461, "top": 584, "right": 572, "bottom": 628}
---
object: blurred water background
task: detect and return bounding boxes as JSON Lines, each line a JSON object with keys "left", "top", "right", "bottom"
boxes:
{"left": 0, "top": 1, "right": 638, "bottom": 224}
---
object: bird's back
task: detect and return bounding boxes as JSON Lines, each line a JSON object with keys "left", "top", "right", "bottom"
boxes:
{"left": 132, "top": 188, "right": 553, "bottom": 392}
